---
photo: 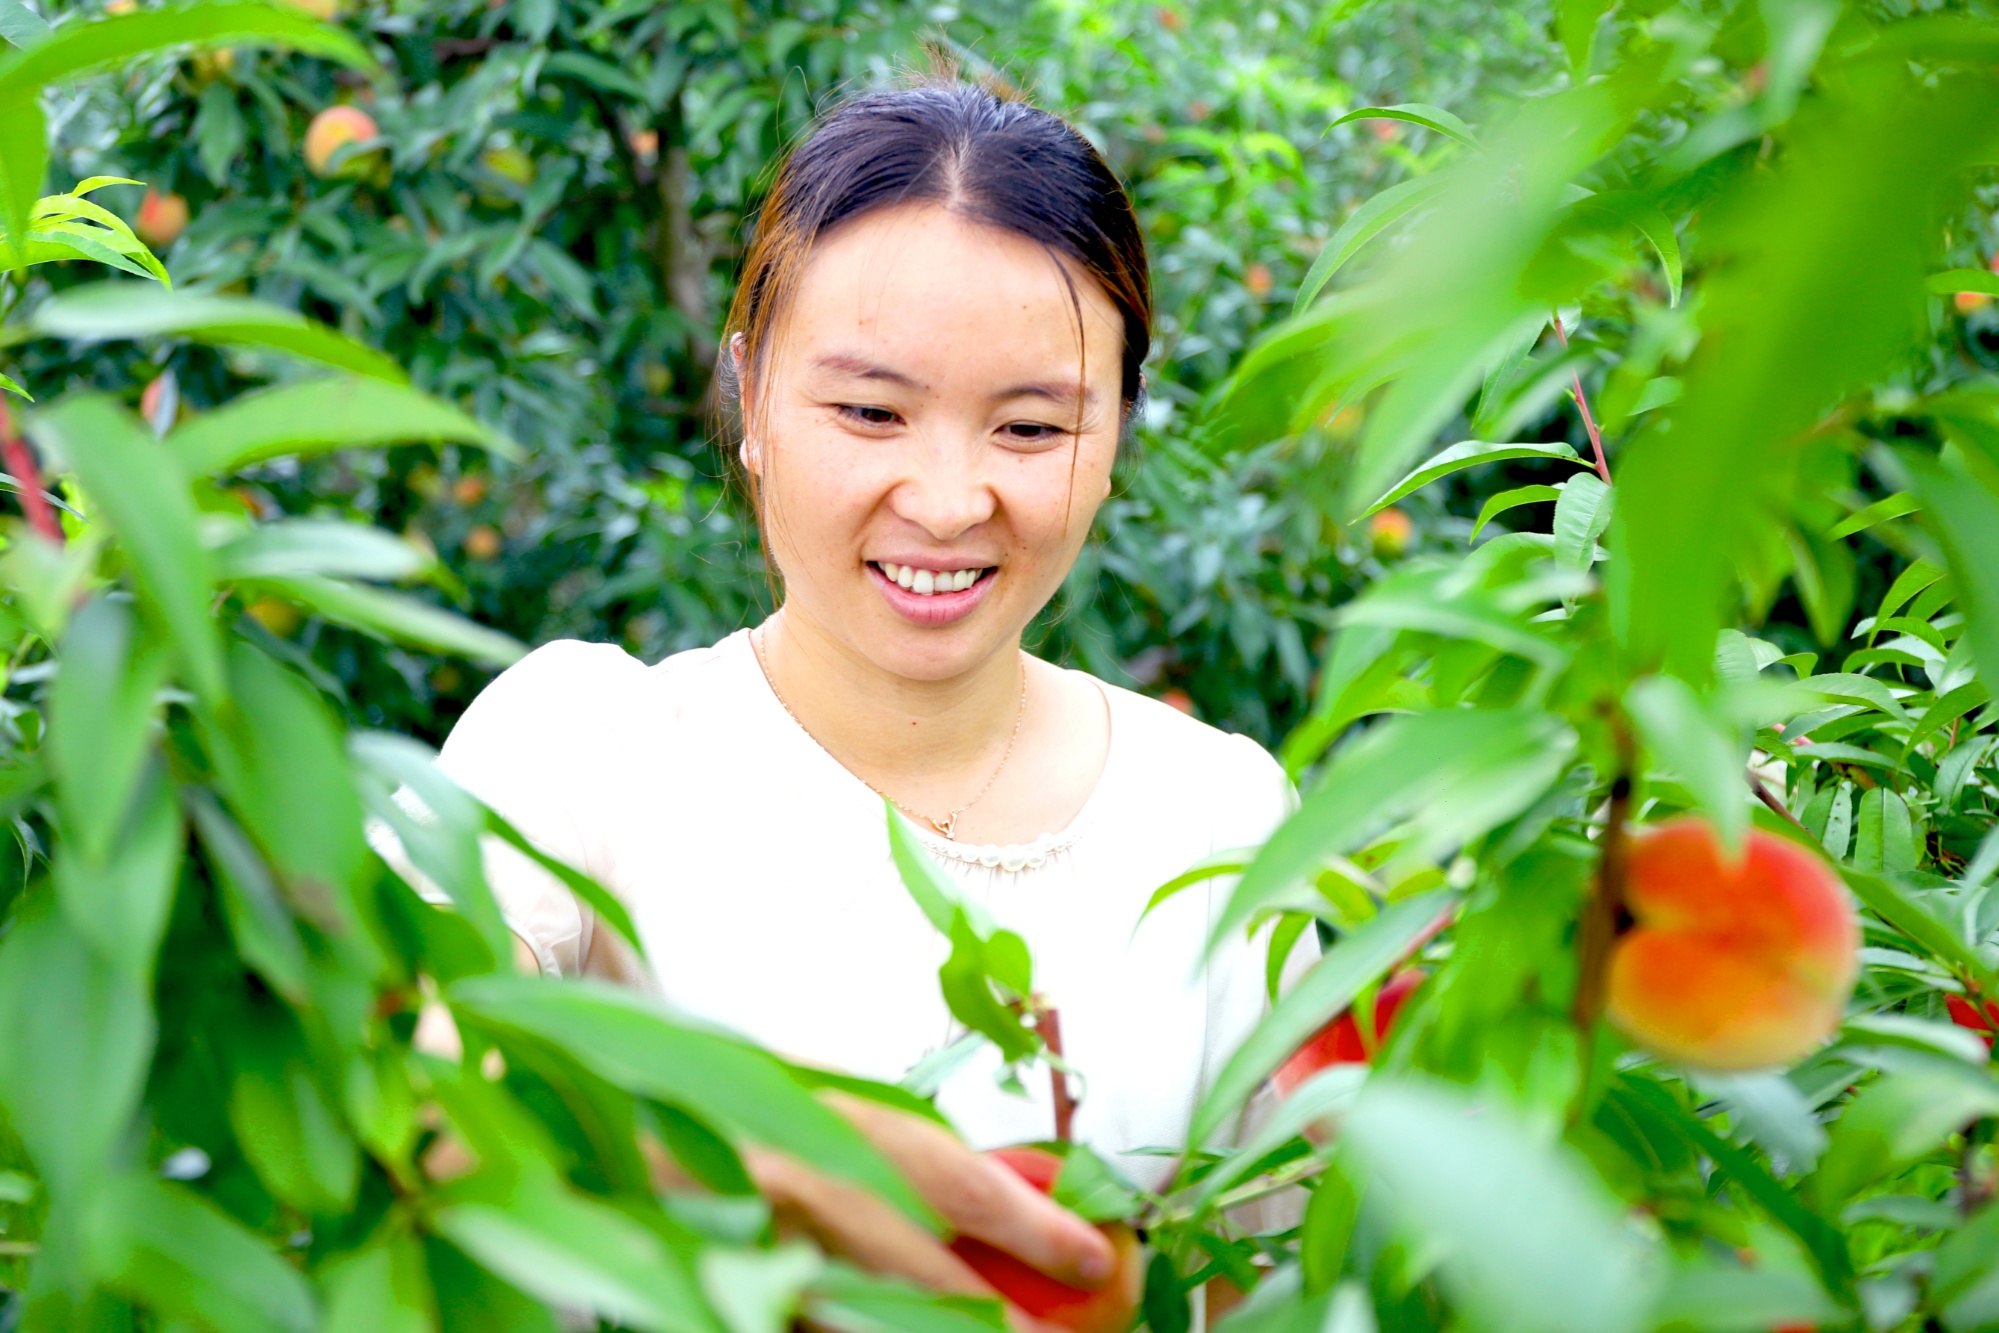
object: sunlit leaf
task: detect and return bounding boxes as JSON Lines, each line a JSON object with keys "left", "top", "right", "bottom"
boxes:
{"left": 1329, "top": 103, "right": 1479, "bottom": 150}
{"left": 1364, "top": 439, "right": 1583, "bottom": 517}
{"left": 170, "top": 376, "right": 518, "bottom": 476}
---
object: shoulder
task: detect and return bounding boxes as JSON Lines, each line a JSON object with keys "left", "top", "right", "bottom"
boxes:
{"left": 1091, "top": 677, "right": 1294, "bottom": 845}
{"left": 438, "top": 639, "right": 651, "bottom": 796}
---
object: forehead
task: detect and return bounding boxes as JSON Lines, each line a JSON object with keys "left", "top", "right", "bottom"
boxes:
{"left": 775, "top": 202, "right": 1124, "bottom": 390}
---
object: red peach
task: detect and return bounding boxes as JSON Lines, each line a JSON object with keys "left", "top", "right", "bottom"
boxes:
{"left": 1271, "top": 969, "right": 1425, "bottom": 1098}
{"left": 134, "top": 188, "right": 188, "bottom": 248}
{"left": 1607, "top": 820, "right": 1858, "bottom": 1071}
{"left": 948, "top": 1149, "right": 1143, "bottom": 1333}
{"left": 1947, "top": 992, "right": 1997, "bottom": 1050}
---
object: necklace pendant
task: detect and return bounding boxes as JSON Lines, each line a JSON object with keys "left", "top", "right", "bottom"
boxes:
{"left": 931, "top": 813, "right": 958, "bottom": 839}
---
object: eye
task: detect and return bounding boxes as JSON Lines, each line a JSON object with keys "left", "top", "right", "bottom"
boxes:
{"left": 1000, "top": 421, "right": 1065, "bottom": 444}
{"left": 836, "top": 404, "right": 900, "bottom": 427}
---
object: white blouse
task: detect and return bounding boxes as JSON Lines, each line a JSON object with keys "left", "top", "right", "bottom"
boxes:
{"left": 435, "top": 629, "right": 1296, "bottom": 1189}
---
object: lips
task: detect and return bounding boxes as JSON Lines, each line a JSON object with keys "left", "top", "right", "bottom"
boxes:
{"left": 872, "top": 561, "right": 992, "bottom": 596}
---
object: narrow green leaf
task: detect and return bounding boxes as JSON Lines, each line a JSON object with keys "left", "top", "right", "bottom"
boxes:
{"left": 1570, "top": 190, "right": 1682, "bottom": 306}
{"left": 1844, "top": 868, "right": 1998, "bottom": 995}
{"left": 0, "top": 91, "right": 47, "bottom": 270}
{"left": 54, "top": 770, "right": 180, "bottom": 983}
{"left": 170, "top": 377, "right": 518, "bottom": 476}
{"left": 26, "top": 395, "right": 224, "bottom": 702}
{"left": 1363, "top": 439, "right": 1583, "bottom": 517}
{"left": 1187, "top": 891, "right": 1451, "bottom": 1147}
{"left": 1927, "top": 268, "right": 1999, "bottom": 298}
{"left": 1827, "top": 492, "right": 1918, "bottom": 540}
{"left": 804, "top": 1264, "right": 1008, "bottom": 1333}
{"left": 31, "top": 283, "right": 407, "bottom": 382}
{"left": 47, "top": 596, "right": 167, "bottom": 860}
{"left": 1471, "top": 484, "right": 1562, "bottom": 541}
{"left": 217, "top": 519, "right": 432, "bottom": 583}
{"left": 0, "top": 0, "right": 371, "bottom": 98}
{"left": 1907, "top": 451, "right": 1999, "bottom": 687}
{"left": 1330, "top": 103, "right": 1480, "bottom": 150}
{"left": 1809, "top": 1060, "right": 1999, "bottom": 1209}
{"left": 1293, "top": 173, "right": 1451, "bottom": 314}
{"left": 248, "top": 574, "right": 526, "bottom": 666}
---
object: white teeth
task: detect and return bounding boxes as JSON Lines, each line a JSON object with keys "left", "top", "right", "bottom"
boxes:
{"left": 877, "top": 562, "right": 987, "bottom": 594}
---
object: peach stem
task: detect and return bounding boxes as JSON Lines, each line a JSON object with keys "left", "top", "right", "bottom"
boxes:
{"left": 1550, "top": 313, "right": 1612, "bottom": 486}
{"left": 0, "top": 397, "right": 60, "bottom": 545}
{"left": 1040, "top": 1004, "right": 1076, "bottom": 1144}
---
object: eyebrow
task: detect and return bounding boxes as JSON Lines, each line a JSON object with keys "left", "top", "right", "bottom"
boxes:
{"left": 812, "top": 354, "right": 1099, "bottom": 409}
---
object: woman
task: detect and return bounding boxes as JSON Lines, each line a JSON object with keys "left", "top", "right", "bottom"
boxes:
{"left": 437, "top": 77, "right": 1294, "bottom": 1308}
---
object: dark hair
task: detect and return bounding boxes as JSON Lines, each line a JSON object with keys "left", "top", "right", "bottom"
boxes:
{"left": 723, "top": 77, "right": 1153, "bottom": 470}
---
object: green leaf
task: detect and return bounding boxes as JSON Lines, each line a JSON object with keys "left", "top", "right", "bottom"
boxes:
{"left": 1552, "top": 470, "right": 1613, "bottom": 570}
{"left": 0, "top": 91, "right": 47, "bottom": 271}
{"left": 1932, "top": 1200, "right": 1999, "bottom": 1332}
{"left": 1809, "top": 1059, "right": 1999, "bottom": 1209}
{"left": 1907, "top": 451, "right": 1999, "bottom": 688}
{"left": 450, "top": 975, "right": 934, "bottom": 1224}
{"left": 1471, "top": 484, "right": 1562, "bottom": 541}
{"left": 322, "top": 1230, "right": 436, "bottom": 1333}
{"left": 1293, "top": 173, "right": 1451, "bottom": 313}
{"left": 0, "top": 0, "right": 53, "bottom": 50}
{"left": 226, "top": 1008, "right": 361, "bottom": 1215}
{"left": 1927, "top": 267, "right": 1999, "bottom": 298}
{"left": 1826, "top": 491, "right": 1918, "bottom": 539}
{"left": 1341, "top": 1079, "right": 1659, "bottom": 1333}
{"left": 89, "top": 1171, "right": 318, "bottom": 1333}
{"left": 217, "top": 519, "right": 432, "bottom": 583}
{"left": 1210, "top": 709, "right": 1576, "bottom": 955}
{"left": 248, "top": 574, "right": 526, "bottom": 666}
{"left": 1050, "top": 1147, "right": 1141, "bottom": 1223}
{"left": 1558, "top": 0, "right": 1614, "bottom": 76}
{"left": 1330, "top": 103, "right": 1480, "bottom": 150}
{"left": 1851, "top": 787, "right": 1917, "bottom": 874}
{"left": 700, "top": 1245, "right": 823, "bottom": 1333}
{"left": 26, "top": 394, "right": 224, "bottom": 702}
{"left": 484, "top": 806, "right": 647, "bottom": 960}
{"left": 1843, "top": 868, "right": 1998, "bottom": 998}
{"left": 1873, "top": 557, "right": 1947, "bottom": 628}
{"left": 1799, "top": 671, "right": 1910, "bottom": 722}
{"left": 1363, "top": 439, "right": 1583, "bottom": 516}
{"left": 31, "top": 283, "right": 407, "bottom": 382}
{"left": 0, "top": 900, "right": 154, "bottom": 1200}
{"left": 54, "top": 769, "right": 181, "bottom": 983}
{"left": 170, "top": 376, "right": 518, "bottom": 476}
{"left": 186, "top": 790, "right": 310, "bottom": 1001}
{"left": 803, "top": 1264, "right": 1008, "bottom": 1333}
{"left": 1188, "top": 891, "right": 1452, "bottom": 1147}
{"left": 1648, "top": 1261, "right": 1840, "bottom": 1333}
{"left": 1569, "top": 190, "right": 1682, "bottom": 306}
{"left": 47, "top": 595, "right": 167, "bottom": 861}
{"left": 1626, "top": 675, "right": 1747, "bottom": 850}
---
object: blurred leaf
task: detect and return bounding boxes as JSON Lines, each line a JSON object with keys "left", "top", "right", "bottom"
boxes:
{"left": 53, "top": 768, "right": 180, "bottom": 983}
{"left": 0, "top": 0, "right": 52, "bottom": 50}
{"left": 1843, "top": 868, "right": 1997, "bottom": 994}
{"left": 1826, "top": 492, "right": 1917, "bottom": 539}
{"left": 1627, "top": 675, "right": 1747, "bottom": 849}
{"left": 1558, "top": 0, "right": 1613, "bottom": 75}
{"left": 27, "top": 394, "right": 223, "bottom": 701}
{"left": 170, "top": 376, "right": 519, "bottom": 476}
{"left": 1648, "top": 1261, "right": 1839, "bottom": 1333}
{"left": 803, "top": 1264, "right": 1008, "bottom": 1333}
{"left": 0, "top": 90, "right": 46, "bottom": 270}
{"left": 1341, "top": 1079, "right": 1659, "bottom": 1333}
{"left": 322, "top": 1230, "right": 435, "bottom": 1333}
{"left": 1809, "top": 1060, "right": 1999, "bottom": 1209}
{"left": 700, "top": 1245, "right": 822, "bottom": 1333}
{"left": 1695, "top": 1071, "right": 1828, "bottom": 1178}
{"left": 31, "top": 284, "right": 407, "bottom": 382}
{"left": 1570, "top": 190, "right": 1682, "bottom": 306}
{"left": 186, "top": 789, "right": 309, "bottom": 1000}
{"left": 1472, "top": 484, "right": 1561, "bottom": 541}
{"left": 47, "top": 595, "right": 166, "bottom": 861}
{"left": 90, "top": 1170, "right": 317, "bottom": 1333}
{"left": 1907, "top": 451, "right": 1999, "bottom": 687}
{"left": 226, "top": 1007, "right": 361, "bottom": 1215}
{"left": 1188, "top": 891, "right": 1450, "bottom": 1146}
{"left": 0, "top": 899, "right": 154, "bottom": 1199}
{"left": 1927, "top": 268, "right": 1999, "bottom": 298}
{"left": 1211, "top": 709, "right": 1575, "bottom": 954}
{"left": 450, "top": 975, "right": 932, "bottom": 1224}
{"left": 1933, "top": 1200, "right": 1999, "bottom": 1333}
{"left": 1364, "top": 439, "right": 1583, "bottom": 516}
{"left": 250, "top": 574, "right": 526, "bottom": 666}
{"left": 217, "top": 518, "right": 432, "bottom": 583}
{"left": 429, "top": 1167, "right": 717, "bottom": 1333}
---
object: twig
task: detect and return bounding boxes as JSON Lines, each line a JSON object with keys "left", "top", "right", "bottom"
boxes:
{"left": 1040, "top": 1003, "right": 1077, "bottom": 1144}
{"left": 1573, "top": 770, "right": 1633, "bottom": 1029}
{"left": 1550, "top": 312, "right": 1611, "bottom": 485}
{"left": 0, "top": 395, "right": 61, "bottom": 545}
{"left": 1748, "top": 768, "right": 1811, "bottom": 835}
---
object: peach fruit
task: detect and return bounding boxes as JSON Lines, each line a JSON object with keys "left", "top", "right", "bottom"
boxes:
{"left": 1368, "top": 506, "right": 1413, "bottom": 557}
{"left": 1271, "top": 968, "right": 1424, "bottom": 1098}
{"left": 1606, "top": 819, "right": 1858, "bottom": 1071}
{"left": 134, "top": 188, "right": 188, "bottom": 248}
{"left": 304, "top": 105, "right": 379, "bottom": 178}
{"left": 948, "top": 1148, "right": 1143, "bottom": 1333}
{"left": 1947, "top": 993, "right": 1997, "bottom": 1050}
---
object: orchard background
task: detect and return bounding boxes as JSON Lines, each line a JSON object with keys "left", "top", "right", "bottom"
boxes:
{"left": 2, "top": 1, "right": 1998, "bottom": 1332}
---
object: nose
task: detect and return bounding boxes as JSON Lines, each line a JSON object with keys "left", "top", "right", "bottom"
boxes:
{"left": 887, "top": 431, "right": 996, "bottom": 541}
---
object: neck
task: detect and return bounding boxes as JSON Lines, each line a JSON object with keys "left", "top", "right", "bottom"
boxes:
{"left": 756, "top": 605, "right": 1024, "bottom": 794}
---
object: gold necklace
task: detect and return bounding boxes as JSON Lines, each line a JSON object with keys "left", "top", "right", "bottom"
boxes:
{"left": 751, "top": 623, "right": 1028, "bottom": 840}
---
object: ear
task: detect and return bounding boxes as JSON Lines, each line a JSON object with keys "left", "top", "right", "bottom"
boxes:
{"left": 731, "top": 332, "right": 762, "bottom": 476}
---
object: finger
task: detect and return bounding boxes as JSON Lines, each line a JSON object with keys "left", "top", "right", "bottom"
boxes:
{"left": 750, "top": 1148, "right": 990, "bottom": 1296}
{"left": 828, "top": 1096, "right": 1116, "bottom": 1288}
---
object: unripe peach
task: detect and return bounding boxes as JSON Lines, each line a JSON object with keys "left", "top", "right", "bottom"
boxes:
{"left": 1607, "top": 820, "right": 1858, "bottom": 1071}
{"left": 1271, "top": 969, "right": 1424, "bottom": 1098}
{"left": 948, "top": 1149, "right": 1143, "bottom": 1333}
{"left": 304, "top": 105, "right": 379, "bottom": 178}
{"left": 134, "top": 188, "right": 188, "bottom": 248}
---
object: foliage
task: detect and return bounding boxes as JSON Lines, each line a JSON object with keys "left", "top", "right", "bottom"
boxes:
{"left": 15, "top": 0, "right": 1562, "bottom": 744}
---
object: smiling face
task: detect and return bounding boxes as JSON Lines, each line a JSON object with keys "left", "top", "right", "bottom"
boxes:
{"left": 743, "top": 202, "right": 1127, "bottom": 683}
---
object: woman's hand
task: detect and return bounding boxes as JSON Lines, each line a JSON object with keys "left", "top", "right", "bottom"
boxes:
{"left": 747, "top": 1093, "right": 1116, "bottom": 1309}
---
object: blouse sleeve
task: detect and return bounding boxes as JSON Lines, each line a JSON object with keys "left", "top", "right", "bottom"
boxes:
{"left": 433, "top": 639, "right": 649, "bottom": 984}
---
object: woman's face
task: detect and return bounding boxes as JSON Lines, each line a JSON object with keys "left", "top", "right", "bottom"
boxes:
{"left": 745, "top": 202, "right": 1126, "bottom": 683}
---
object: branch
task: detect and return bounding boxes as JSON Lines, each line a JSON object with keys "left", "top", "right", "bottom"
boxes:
{"left": 1748, "top": 768, "right": 1811, "bottom": 835}
{"left": 1550, "top": 312, "right": 1611, "bottom": 485}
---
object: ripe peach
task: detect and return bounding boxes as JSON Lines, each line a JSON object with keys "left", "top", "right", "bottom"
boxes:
{"left": 1160, "top": 688, "right": 1196, "bottom": 716}
{"left": 134, "top": 188, "right": 188, "bottom": 248}
{"left": 948, "top": 1148, "right": 1142, "bottom": 1333}
{"left": 1271, "top": 969, "right": 1424, "bottom": 1098}
{"left": 1606, "top": 820, "right": 1858, "bottom": 1071}
{"left": 1368, "top": 506, "right": 1413, "bottom": 557}
{"left": 463, "top": 525, "right": 502, "bottom": 561}
{"left": 304, "top": 105, "right": 379, "bottom": 178}
{"left": 1244, "top": 263, "right": 1273, "bottom": 298}
{"left": 1947, "top": 993, "right": 1997, "bottom": 1050}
